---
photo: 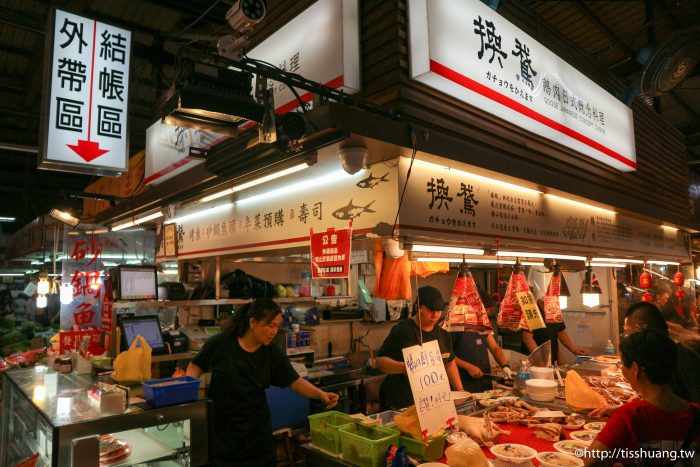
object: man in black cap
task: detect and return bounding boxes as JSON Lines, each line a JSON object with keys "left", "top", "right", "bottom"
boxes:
{"left": 376, "top": 286, "right": 465, "bottom": 410}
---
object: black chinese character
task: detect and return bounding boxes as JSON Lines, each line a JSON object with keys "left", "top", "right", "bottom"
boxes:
{"left": 474, "top": 16, "right": 507, "bottom": 68}
{"left": 264, "top": 213, "right": 273, "bottom": 228}
{"left": 457, "top": 183, "right": 479, "bottom": 216}
{"left": 57, "top": 58, "right": 87, "bottom": 92}
{"left": 99, "top": 30, "right": 127, "bottom": 64}
{"left": 289, "top": 52, "right": 300, "bottom": 73}
{"left": 274, "top": 209, "right": 284, "bottom": 226}
{"left": 313, "top": 202, "right": 322, "bottom": 220}
{"left": 98, "top": 68, "right": 124, "bottom": 101}
{"left": 59, "top": 18, "right": 88, "bottom": 53}
{"left": 298, "top": 203, "right": 309, "bottom": 224}
{"left": 55, "top": 97, "right": 83, "bottom": 132}
{"left": 427, "top": 178, "right": 453, "bottom": 210}
{"left": 97, "top": 105, "right": 122, "bottom": 138}
{"left": 511, "top": 38, "right": 537, "bottom": 89}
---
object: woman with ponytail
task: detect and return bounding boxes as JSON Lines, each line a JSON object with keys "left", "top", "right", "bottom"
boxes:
{"left": 186, "top": 297, "right": 338, "bottom": 466}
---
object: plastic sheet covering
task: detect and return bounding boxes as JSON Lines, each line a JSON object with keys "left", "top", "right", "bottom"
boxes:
{"left": 497, "top": 267, "right": 529, "bottom": 331}
{"left": 444, "top": 263, "right": 491, "bottom": 331}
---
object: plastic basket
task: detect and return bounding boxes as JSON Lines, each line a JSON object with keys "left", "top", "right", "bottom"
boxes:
{"left": 399, "top": 433, "right": 447, "bottom": 462}
{"left": 339, "top": 424, "right": 400, "bottom": 467}
{"left": 142, "top": 376, "right": 200, "bottom": 407}
{"left": 308, "top": 410, "right": 354, "bottom": 454}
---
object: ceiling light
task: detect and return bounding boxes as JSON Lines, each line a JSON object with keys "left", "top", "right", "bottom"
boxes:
{"left": 591, "top": 257, "right": 644, "bottom": 264}
{"left": 411, "top": 244, "right": 485, "bottom": 255}
{"left": 580, "top": 265, "right": 602, "bottom": 307}
{"left": 49, "top": 208, "right": 81, "bottom": 227}
{"left": 496, "top": 251, "right": 587, "bottom": 261}
{"left": 0, "top": 273, "right": 24, "bottom": 277}
{"left": 0, "top": 216, "right": 16, "bottom": 222}
{"left": 545, "top": 194, "right": 616, "bottom": 215}
{"left": 647, "top": 260, "right": 681, "bottom": 265}
{"left": 661, "top": 225, "right": 678, "bottom": 232}
{"left": 413, "top": 159, "right": 541, "bottom": 194}
{"left": 590, "top": 262, "right": 627, "bottom": 268}
{"left": 60, "top": 283, "right": 73, "bottom": 305}
{"left": 416, "top": 257, "right": 516, "bottom": 265}
{"left": 36, "top": 295, "right": 47, "bottom": 309}
{"left": 199, "top": 162, "right": 310, "bottom": 203}
{"left": 112, "top": 212, "right": 163, "bottom": 232}
{"left": 165, "top": 203, "right": 233, "bottom": 226}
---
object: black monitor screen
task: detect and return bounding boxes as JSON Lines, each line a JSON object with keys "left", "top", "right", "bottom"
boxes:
{"left": 120, "top": 316, "right": 166, "bottom": 353}
{"left": 118, "top": 266, "right": 158, "bottom": 301}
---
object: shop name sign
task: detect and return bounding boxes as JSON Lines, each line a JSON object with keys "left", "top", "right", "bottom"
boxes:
{"left": 247, "top": 0, "right": 360, "bottom": 114}
{"left": 40, "top": 9, "right": 131, "bottom": 176}
{"left": 408, "top": 0, "right": 636, "bottom": 172}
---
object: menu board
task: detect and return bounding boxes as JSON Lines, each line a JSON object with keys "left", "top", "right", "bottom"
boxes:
{"left": 402, "top": 340, "right": 457, "bottom": 436}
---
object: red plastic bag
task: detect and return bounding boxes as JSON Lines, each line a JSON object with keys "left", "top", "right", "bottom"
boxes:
{"left": 497, "top": 268, "right": 529, "bottom": 331}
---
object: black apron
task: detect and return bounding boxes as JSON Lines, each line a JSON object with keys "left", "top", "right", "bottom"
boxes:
{"left": 455, "top": 332, "right": 492, "bottom": 393}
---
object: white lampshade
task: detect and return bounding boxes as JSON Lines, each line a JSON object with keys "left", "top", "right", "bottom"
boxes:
{"left": 582, "top": 293, "right": 600, "bottom": 308}
{"left": 558, "top": 295, "right": 568, "bottom": 310}
{"left": 37, "top": 278, "right": 50, "bottom": 295}
{"left": 60, "top": 283, "right": 73, "bottom": 305}
{"left": 36, "top": 294, "right": 47, "bottom": 308}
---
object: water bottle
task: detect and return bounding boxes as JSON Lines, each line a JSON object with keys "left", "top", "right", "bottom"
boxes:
{"left": 604, "top": 340, "right": 615, "bottom": 355}
{"left": 517, "top": 360, "right": 530, "bottom": 394}
{"left": 299, "top": 271, "right": 311, "bottom": 297}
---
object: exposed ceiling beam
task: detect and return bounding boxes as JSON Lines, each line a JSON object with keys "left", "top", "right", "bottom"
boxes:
{"left": 573, "top": 0, "right": 637, "bottom": 59}
{"left": 0, "top": 44, "right": 33, "bottom": 57}
{"left": 0, "top": 6, "right": 45, "bottom": 35}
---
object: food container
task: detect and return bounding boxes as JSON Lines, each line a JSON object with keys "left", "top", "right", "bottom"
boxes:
{"left": 54, "top": 355, "right": 72, "bottom": 374}
{"left": 339, "top": 424, "right": 400, "bottom": 467}
{"left": 536, "top": 451, "right": 584, "bottom": 467}
{"left": 400, "top": 433, "right": 447, "bottom": 462}
{"left": 530, "top": 366, "right": 555, "bottom": 380}
{"left": 142, "top": 376, "right": 200, "bottom": 407}
{"left": 308, "top": 410, "right": 354, "bottom": 454}
{"left": 489, "top": 443, "right": 537, "bottom": 464}
{"left": 525, "top": 378, "right": 558, "bottom": 402}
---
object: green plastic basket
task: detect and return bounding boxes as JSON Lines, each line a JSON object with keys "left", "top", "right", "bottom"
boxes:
{"left": 339, "top": 424, "right": 400, "bottom": 467}
{"left": 399, "top": 433, "right": 447, "bottom": 462}
{"left": 308, "top": 410, "right": 354, "bottom": 454}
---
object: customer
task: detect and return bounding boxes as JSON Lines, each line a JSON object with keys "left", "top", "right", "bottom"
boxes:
{"left": 590, "top": 302, "right": 700, "bottom": 418}
{"left": 452, "top": 289, "right": 514, "bottom": 392}
{"left": 377, "top": 286, "right": 465, "bottom": 410}
{"left": 585, "top": 330, "right": 700, "bottom": 465}
{"left": 186, "top": 298, "right": 338, "bottom": 467}
{"left": 521, "top": 299, "right": 588, "bottom": 364}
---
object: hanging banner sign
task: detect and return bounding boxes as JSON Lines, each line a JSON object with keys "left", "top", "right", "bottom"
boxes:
{"left": 310, "top": 225, "right": 352, "bottom": 278}
{"left": 40, "top": 9, "right": 131, "bottom": 176}
{"left": 402, "top": 340, "right": 457, "bottom": 437}
{"left": 60, "top": 232, "right": 104, "bottom": 330}
{"left": 516, "top": 291, "right": 546, "bottom": 331}
{"left": 408, "top": 0, "right": 636, "bottom": 172}
{"left": 59, "top": 328, "right": 102, "bottom": 353}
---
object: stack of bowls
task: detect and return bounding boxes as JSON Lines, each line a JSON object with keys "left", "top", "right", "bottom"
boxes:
{"left": 525, "top": 378, "right": 558, "bottom": 402}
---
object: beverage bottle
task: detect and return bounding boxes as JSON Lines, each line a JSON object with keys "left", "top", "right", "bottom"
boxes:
{"left": 517, "top": 360, "right": 530, "bottom": 394}
{"left": 604, "top": 340, "right": 615, "bottom": 355}
{"left": 300, "top": 271, "right": 311, "bottom": 297}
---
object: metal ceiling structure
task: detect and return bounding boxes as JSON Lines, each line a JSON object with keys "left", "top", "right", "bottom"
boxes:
{"left": 0, "top": 0, "right": 699, "bottom": 241}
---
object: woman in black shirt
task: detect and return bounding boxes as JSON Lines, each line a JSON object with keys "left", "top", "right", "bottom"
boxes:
{"left": 186, "top": 298, "right": 338, "bottom": 466}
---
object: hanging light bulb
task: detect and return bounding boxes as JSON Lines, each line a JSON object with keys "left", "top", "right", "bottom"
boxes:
{"left": 553, "top": 264, "right": 571, "bottom": 310}
{"left": 60, "top": 283, "right": 73, "bottom": 305}
{"left": 580, "top": 264, "right": 602, "bottom": 308}
{"left": 559, "top": 295, "right": 568, "bottom": 310}
{"left": 37, "top": 272, "right": 50, "bottom": 296}
{"left": 37, "top": 294, "right": 47, "bottom": 308}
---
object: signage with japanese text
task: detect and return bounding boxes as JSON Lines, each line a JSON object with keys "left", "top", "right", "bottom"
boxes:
{"left": 40, "top": 9, "right": 131, "bottom": 175}
{"left": 408, "top": 0, "right": 636, "bottom": 172}
{"left": 310, "top": 225, "right": 352, "bottom": 278}
{"left": 402, "top": 340, "right": 457, "bottom": 437}
{"left": 398, "top": 157, "right": 690, "bottom": 260}
{"left": 248, "top": 0, "right": 360, "bottom": 114}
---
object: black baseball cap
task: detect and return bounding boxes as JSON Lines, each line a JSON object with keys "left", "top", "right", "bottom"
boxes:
{"left": 416, "top": 286, "right": 446, "bottom": 311}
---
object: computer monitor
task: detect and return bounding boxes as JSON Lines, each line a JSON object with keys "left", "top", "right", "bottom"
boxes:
{"left": 117, "top": 265, "right": 158, "bottom": 301}
{"left": 119, "top": 315, "right": 167, "bottom": 355}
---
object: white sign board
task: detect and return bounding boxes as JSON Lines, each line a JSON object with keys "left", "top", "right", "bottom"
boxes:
{"left": 40, "top": 9, "right": 131, "bottom": 175}
{"left": 248, "top": 0, "right": 360, "bottom": 114}
{"left": 408, "top": 0, "right": 636, "bottom": 172}
{"left": 144, "top": 122, "right": 229, "bottom": 185}
{"left": 398, "top": 157, "right": 690, "bottom": 260}
{"left": 402, "top": 340, "right": 457, "bottom": 436}
{"left": 164, "top": 148, "right": 397, "bottom": 259}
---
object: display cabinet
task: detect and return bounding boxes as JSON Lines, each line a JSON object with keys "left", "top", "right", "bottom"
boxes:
{"left": 1, "top": 368, "right": 210, "bottom": 466}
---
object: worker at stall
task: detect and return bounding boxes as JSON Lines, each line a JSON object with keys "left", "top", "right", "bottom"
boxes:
{"left": 376, "top": 286, "right": 465, "bottom": 410}
{"left": 584, "top": 329, "right": 700, "bottom": 465}
{"left": 186, "top": 297, "right": 339, "bottom": 467}
{"left": 452, "top": 289, "right": 514, "bottom": 392}
{"left": 521, "top": 298, "right": 588, "bottom": 364}
{"left": 590, "top": 301, "right": 700, "bottom": 418}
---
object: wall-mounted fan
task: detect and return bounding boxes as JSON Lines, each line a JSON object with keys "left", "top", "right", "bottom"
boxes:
{"left": 640, "top": 27, "right": 700, "bottom": 97}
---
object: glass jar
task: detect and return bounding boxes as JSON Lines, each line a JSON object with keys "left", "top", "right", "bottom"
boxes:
{"left": 54, "top": 355, "right": 72, "bottom": 374}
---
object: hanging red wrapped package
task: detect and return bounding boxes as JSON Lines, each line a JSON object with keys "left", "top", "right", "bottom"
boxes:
{"left": 497, "top": 263, "right": 528, "bottom": 331}
{"left": 542, "top": 270, "right": 563, "bottom": 323}
{"left": 444, "top": 263, "right": 491, "bottom": 332}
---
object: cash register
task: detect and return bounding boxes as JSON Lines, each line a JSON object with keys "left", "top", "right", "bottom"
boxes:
{"left": 179, "top": 322, "right": 221, "bottom": 351}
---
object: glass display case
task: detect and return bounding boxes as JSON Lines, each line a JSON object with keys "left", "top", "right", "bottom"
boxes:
{"left": 1, "top": 368, "right": 210, "bottom": 466}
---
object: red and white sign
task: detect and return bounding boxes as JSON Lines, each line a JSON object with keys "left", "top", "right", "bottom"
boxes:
{"left": 40, "top": 9, "right": 131, "bottom": 176}
{"left": 59, "top": 329, "right": 102, "bottom": 353}
{"left": 408, "top": 0, "right": 636, "bottom": 172}
{"left": 310, "top": 225, "right": 352, "bottom": 278}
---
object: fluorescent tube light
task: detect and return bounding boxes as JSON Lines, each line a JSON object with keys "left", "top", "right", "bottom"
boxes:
{"left": 237, "top": 170, "right": 356, "bottom": 206}
{"left": 590, "top": 262, "right": 627, "bottom": 268}
{"left": 416, "top": 257, "right": 516, "bottom": 265}
{"left": 112, "top": 212, "right": 163, "bottom": 231}
{"left": 200, "top": 163, "right": 310, "bottom": 203}
{"left": 496, "top": 251, "right": 587, "bottom": 261}
{"left": 411, "top": 244, "right": 484, "bottom": 255}
{"left": 591, "top": 258, "right": 644, "bottom": 264}
{"left": 165, "top": 203, "right": 233, "bottom": 225}
{"left": 661, "top": 225, "right": 678, "bottom": 232}
{"left": 647, "top": 260, "right": 681, "bottom": 265}
{"left": 0, "top": 273, "right": 24, "bottom": 277}
{"left": 545, "top": 194, "right": 616, "bottom": 215}
{"left": 0, "top": 216, "right": 16, "bottom": 222}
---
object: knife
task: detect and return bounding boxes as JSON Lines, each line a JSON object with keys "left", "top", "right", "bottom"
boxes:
{"left": 481, "top": 373, "right": 506, "bottom": 384}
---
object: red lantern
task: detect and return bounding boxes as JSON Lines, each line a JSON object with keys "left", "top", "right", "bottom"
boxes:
{"left": 642, "top": 292, "right": 654, "bottom": 302}
{"left": 639, "top": 272, "right": 652, "bottom": 290}
{"left": 674, "top": 272, "right": 684, "bottom": 287}
{"left": 676, "top": 289, "right": 685, "bottom": 298}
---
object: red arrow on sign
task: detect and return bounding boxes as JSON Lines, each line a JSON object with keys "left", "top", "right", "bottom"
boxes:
{"left": 66, "top": 20, "right": 109, "bottom": 163}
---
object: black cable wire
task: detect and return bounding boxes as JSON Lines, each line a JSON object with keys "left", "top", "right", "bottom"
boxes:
{"left": 391, "top": 125, "right": 418, "bottom": 241}
{"left": 244, "top": 56, "right": 309, "bottom": 114}
{"left": 170, "top": 0, "right": 223, "bottom": 40}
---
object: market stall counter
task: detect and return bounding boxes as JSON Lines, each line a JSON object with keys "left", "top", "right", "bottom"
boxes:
{"left": 0, "top": 368, "right": 210, "bottom": 466}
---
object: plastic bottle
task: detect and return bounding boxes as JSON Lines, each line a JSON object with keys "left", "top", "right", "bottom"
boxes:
{"left": 299, "top": 271, "right": 311, "bottom": 297}
{"left": 517, "top": 360, "right": 530, "bottom": 394}
{"left": 604, "top": 339, "right": 615, "bottom": 356}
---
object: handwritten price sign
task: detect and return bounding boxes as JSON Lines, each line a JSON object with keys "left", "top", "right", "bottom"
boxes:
{"left": 402, "top": 340, "right": 457, "bottom": 436}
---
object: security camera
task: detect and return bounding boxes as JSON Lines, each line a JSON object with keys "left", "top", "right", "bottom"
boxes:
{"left": 339, "top": 142, "right": 367, "bottom": 175}
{"left": 226, "top": 0, "right": 266, "bottom": 34}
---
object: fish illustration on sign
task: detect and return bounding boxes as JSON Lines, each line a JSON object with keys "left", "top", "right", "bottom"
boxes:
{"left": 356, "top": 172, "right": 389, "bottom": 189}
{"left": 332, "top": 199, "right": 376, "bottom": 220}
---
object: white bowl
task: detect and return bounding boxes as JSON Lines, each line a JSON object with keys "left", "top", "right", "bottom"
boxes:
{"left": 536, "top": 451, "right": 584, "bottom": 467}
{"left": 529, "top": 392, "right": 557, "bottom": 402}
{"left": 490, "top": 443, "right": 537, "bottom": 464}
{"left": 452, "top": 390, "right": 472, "bottom": 406}
{"left": 526, "top": 378, "right": 558, "bottom": 390}
{"left": 530, "top": 366, "right": 555, "bottom": 380}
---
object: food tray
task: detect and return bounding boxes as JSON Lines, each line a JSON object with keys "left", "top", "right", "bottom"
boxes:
{"left": 308, "top": 410, "right": 354, "bottom": 454}
{"left": 339, "top": 424, "right": 400, "bottom": 467}
{"left": 400, "top": 433, "right": 447, "bottom": 461}
{"left": 142, "top": 376, "right": 200, "bottom": 407}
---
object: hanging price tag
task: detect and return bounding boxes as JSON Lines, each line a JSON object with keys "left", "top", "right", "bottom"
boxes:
{"left": 516, "top": 291, "right": 546, "bottom": 330}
